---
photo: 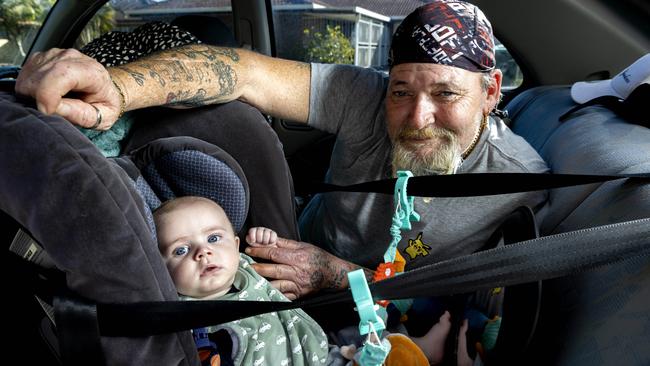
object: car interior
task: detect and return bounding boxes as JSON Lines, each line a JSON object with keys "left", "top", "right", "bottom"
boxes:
{"left": 1, "top": 0, "right": 649, "bottom": 364}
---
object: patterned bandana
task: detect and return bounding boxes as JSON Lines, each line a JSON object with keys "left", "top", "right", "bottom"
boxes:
{"left": 389, "top": 0, "right": 495, "bottom": 72}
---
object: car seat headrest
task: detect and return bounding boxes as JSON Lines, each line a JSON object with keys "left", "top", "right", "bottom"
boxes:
{"left": 171, "top": 15, "right": 238, "bottom": 47}
{"left": 127, "top": 136, "right": 249, "bottom": 233}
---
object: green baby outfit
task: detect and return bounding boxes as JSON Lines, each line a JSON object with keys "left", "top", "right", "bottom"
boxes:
{"left": 200, "top": 254, "right": 329, "bottom": 365}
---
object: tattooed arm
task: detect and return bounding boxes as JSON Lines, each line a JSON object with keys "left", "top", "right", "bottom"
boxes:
{"left": 244, "top": 237, "right": 372, "bottom": 299}
{"left": 16, "top": 45, "right": 310, "bottom": 129}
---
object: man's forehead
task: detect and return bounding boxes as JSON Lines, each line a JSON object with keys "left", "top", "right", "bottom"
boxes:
{"left": 389, "top": 63, "right": 475, "bottom": 87}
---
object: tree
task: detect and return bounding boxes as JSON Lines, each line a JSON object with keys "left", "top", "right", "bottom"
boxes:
{"left": 304, "top": 24, "right": 354, "bottom": 64}
{"left": 0, "top": 0, "right": 54, "bottom": 60}
{"left": 75, "top": 4, "right": 115, "bottom": 49}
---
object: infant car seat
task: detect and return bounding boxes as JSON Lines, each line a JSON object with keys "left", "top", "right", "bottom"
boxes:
{"left": 0, "top": 90, "right": 298, "bottom": 365}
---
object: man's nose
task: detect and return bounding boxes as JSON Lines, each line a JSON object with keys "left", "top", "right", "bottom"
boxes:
{"left": 408, "top": 94, "right": 435, "bottom": 129}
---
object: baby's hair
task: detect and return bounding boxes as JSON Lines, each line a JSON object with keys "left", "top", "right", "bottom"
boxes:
{"left": 153, "top": 196, "right": 236, "bottom": 234}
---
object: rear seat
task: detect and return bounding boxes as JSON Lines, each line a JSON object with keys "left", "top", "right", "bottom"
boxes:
{"left": 505, "top": 86, "right": 650, "bottom": 365}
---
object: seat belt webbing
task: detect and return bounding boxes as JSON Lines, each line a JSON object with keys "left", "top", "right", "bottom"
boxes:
{"left": 93, "top": 217, "right": 650, "bottom": 337}
{"left": 309, "top": 172, "right": 650, "bottom": 197}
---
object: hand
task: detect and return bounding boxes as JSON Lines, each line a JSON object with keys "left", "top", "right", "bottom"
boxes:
{"left": 15, "top": 48, "right": 123, "bottom": 130}
{"left": 246, "top": 227, "right": 278, "bottom": 246}
{"left": 244, "top": 237, "right": 358, "bottom": 300}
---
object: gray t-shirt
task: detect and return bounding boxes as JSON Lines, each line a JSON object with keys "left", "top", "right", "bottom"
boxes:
{"left": 299, "top": 63, "right": 549, "bottom": 269}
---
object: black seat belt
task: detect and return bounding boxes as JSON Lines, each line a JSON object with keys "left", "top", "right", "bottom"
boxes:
{"left": 308, "top": 172, "right": 650, "bottom": 197}
{"left": 28, "top": 216, "right": 646, "bottom": 338}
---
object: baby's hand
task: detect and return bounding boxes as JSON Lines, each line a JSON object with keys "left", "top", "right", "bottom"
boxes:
{"left": 246, "top": 227, "right": 278, "bottom": 246}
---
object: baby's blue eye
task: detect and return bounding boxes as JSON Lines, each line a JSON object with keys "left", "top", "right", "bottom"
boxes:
{"left": 207, "top": 234, "right": 221, "bottom": 243}
{"left": 173, "top": 246, "right": 189, "bottom": 256}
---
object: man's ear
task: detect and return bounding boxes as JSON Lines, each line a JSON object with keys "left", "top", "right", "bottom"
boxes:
{"left": 235, "top": 236, "right": 240, "bottom": 250}
{"left": 484, "top": 69, "right": 503, "bottom": 114}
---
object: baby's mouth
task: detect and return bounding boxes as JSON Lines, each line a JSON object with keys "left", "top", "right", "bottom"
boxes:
{"left": 201, "top": 264, "right": 221, "bottom": 277}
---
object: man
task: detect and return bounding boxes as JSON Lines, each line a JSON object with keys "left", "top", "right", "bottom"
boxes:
{"left": 16, "top": 1, "right": 547, "bottom": 302}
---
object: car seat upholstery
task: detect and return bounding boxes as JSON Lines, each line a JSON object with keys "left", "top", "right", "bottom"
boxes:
{"left": 506, "top": 86, "right": 650, "bottom": 365}
{"left": 0, "top": 91, "right": 203, "bottom": 365}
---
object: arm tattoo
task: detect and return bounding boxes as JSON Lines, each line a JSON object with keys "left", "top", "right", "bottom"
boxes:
{"left": 310, "top": 251, "right": 359, "bottom": 290}
{"left": 210, "top": 60, "right": 237, "bottom": 97}
{"left": 118, "top": 66, "right": 146, "bottom": 86}
{"left": 120, "top": 45, "right": 240, "bottom": 105}
{"left": 165, "top": 89, "right": 209, "bottom": 107}
{"left": 173, "top": 47, "right": 240, "bottom": 62}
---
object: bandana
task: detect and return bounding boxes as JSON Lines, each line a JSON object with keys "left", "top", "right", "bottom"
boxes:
{"left": 389, "top": 0, "right": 495, "bottom": 72}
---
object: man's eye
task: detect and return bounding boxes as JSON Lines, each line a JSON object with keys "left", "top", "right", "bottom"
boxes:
{"left": 438, "top": 91, "right": 457, "bottom": 97}
{"left": 173, "top": 246, "right": 189, "bottom": 256}
{"left": 207, "top": 234, "right": 221, "bottom": 243}
{"left": 392, "top": 90, "right": 410, "bottom": 97}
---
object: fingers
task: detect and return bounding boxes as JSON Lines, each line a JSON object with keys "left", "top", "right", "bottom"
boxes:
{"left": 245, "top": 240, "right": 306, "bottom": 264}
{"left": 267, "top": 279, "right": 300, "bottom": 300}
{"left": 274, "top": 236, "right": 308, "bottom": 249}
{"left": 250, "top": 262, "right": 296, "bottom": 281}
{"left": 55, "top": 98, "right": 112, "bottom": 130}
{"left": 246, "top": 227, "right": 278, "bottom": 245}
{"left": 18, "top": 49, "right": 84, "bottom": 112}
{"left": 15, "top": 48, "right": 120, "bottom": 129}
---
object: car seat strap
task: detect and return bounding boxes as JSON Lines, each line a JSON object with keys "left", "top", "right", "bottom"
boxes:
{"left": 54, "top": 294, "right": 105, "bottom": 366}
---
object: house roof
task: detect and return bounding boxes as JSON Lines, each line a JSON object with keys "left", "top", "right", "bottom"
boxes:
{"left": 308, "top": 0, "right": 430, "bottom": 17}
{"left": 113, "top": 0, "right": 429, "bottom": 17}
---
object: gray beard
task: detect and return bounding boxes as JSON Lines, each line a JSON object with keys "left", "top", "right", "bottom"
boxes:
{"left": 391, "top": 135, "right": 463, "bottom": 176}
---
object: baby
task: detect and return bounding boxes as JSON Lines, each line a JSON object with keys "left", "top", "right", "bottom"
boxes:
{"left": 154, "top": 196, "right": 329, "bottom": 365}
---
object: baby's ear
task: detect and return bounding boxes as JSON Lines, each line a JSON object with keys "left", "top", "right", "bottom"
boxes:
{"left": 235, "top": 236, "right": 240, "bottom": 249}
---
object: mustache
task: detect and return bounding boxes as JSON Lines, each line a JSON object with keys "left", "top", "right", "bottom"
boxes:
{"left": 397, "top": 126, "right": 455, "bottom": 140}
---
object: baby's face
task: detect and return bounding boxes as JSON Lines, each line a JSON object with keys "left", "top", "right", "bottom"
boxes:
{"left": 156, "top": 200, "right": 240, "bottom": 299}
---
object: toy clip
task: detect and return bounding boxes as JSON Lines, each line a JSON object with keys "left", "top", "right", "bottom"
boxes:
{"left": 383, "top": 170, "right": 420, "bottom": 264}
{"left": 348, "top": 269, "right": 385, "bottom": 336}
{"left": 358, "top": 321, "right": 391, "bottom": 366}
{"left": 395, "top": 170, "right": 420, "bottom": 230}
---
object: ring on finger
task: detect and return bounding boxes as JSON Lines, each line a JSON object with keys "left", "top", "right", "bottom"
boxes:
{"left": 90, "top": 104, "right": 102, "bottom": 129}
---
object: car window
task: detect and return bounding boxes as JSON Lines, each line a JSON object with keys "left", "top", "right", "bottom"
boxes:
{"left": 74, "top": 0, "right": 234, "bottom": 50}
{"left": 270, "top": 1, "right": 522, "bottom": 89}
{"left": 0, "top": 0, "right": 55, "bottom": 67}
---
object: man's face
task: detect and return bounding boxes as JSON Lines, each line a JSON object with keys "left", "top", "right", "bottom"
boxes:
{"left": 156, "top": 200, "right": 240, "bottom": 299}
{"left": 385, "top": 63, "right": 500, "bottom": 175}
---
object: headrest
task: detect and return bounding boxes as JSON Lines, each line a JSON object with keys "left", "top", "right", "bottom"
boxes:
{"left": 171, "top": 15, "right": 238, "bottom": 47}
{"left": 124, "top": 136, "right": 249, "bottom": 233}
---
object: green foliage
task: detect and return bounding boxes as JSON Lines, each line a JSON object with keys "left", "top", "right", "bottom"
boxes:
{"left": 0, "top": 0, "right": 54, "bottom": 59}
{"left": 304, "top": 24, "right": 354, "bottom": 64}
{"left": 75, "top": 5, "right": 116, "bottom": 49}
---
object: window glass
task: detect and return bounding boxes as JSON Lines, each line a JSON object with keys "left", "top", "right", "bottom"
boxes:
{"left": 271, "top": 1, "right": 523, "bottom": 88}
{"left": 0, "top": 0, "right": 55, "bottom": 66}
{"left": 74, "top": 0, "right": 233, "bottom": 50}
{"left": 495, "top": 39, "right": 523, "bottom": 90}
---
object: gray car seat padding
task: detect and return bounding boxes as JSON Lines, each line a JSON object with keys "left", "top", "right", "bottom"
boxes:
{"left": 117, "top": 136, "right": 249, "bottom": 233}
{"left": 0, "top": 91, "right": 255, "bottom": 365}
{"left": 506, "top": 86, "right": 650, "bottom": 365}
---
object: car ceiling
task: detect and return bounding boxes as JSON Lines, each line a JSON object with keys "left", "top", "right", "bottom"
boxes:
{"left": 474, "top": 0, "right": 650, "bottom": 85}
